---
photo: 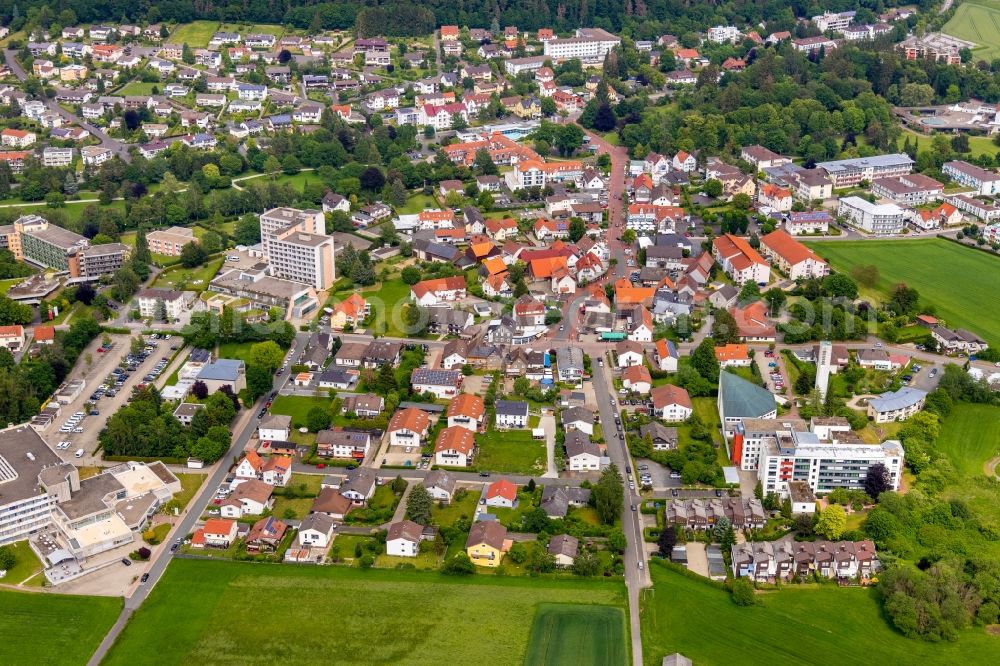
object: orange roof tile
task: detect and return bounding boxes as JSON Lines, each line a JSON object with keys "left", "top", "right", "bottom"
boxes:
{"left": 435, "top": 426, "right": 476, "bottom": 456}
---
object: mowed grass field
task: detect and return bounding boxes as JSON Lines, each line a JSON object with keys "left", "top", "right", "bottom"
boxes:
{"left": 103, "top": 558, "right": 626, "bottom": 666}
{"left": 805, "top": 239, "right": 1000, "bottom": 346}
{"left": 944, "top": 0, "right": 1000, "bottom": 61}
{"left": 641, "top": 563, "right": 1000, "bottom": 665}
{"left": 525, "top": 603, "right": 627, "bottom": 666}
{"left": 0, "top": 590, "right": 121, "bottom": 666}
{"left": 935, "top": 403, "right": 1000, "bottom": 477}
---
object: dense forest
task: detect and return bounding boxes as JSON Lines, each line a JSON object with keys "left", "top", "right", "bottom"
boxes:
{"left": 0, "top": 0, "right": 936, "bottom": 37}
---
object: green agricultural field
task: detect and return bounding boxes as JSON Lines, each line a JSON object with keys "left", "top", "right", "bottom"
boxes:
{"left": 169, "top": 21, "right": 221, "bottom": 48}
{"left": 944, "top": 0, "right": 1000, "bottom": 61}
{"left": 103, "top": 558, "right": 626, "bottom": 666}
{"left": 805, "top": 239, "right": 1000, "bottom": 347}
{"left": 641, "top": 563, "right": 999, "bottom": 665}
{"left": 269, "top": 395, "right": 332, "bottom": 428}
{"left": 935, "top": 404, "right": 1000, "bottom": 478}
{"left": 0, "top": 590, "right": 121, "bottom": 666}
{"left": 525, "top": 603, "right": 627, "bottom": 666}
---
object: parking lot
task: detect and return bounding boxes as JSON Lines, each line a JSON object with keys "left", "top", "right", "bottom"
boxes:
{"left": 42, "top": 334, "right": 179, "bottom": 465}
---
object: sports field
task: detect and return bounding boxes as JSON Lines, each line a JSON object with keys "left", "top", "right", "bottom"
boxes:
{"left": 805, "top": 239, "right": 1000, "bottom": 346}
{"left": 103, "top": 558, "right": 627, "bottom": 666}
{"left": 525, "top": 603, "right": 627, "bottom": 666}
{"left": 944, "top": 0, "right": 1000, "bottom": 61}
{"left": 0, "top": 590, "right": 121, "bottom": 666}
{"left": 641, "top": 563, "right": 1000, "bottom": 665}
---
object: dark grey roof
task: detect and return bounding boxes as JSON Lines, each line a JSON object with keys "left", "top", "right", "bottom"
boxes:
{"left": 495, "top": 400, "right": 528, "bottom": 416}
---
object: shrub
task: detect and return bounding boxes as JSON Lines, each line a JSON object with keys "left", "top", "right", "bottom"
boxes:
{"left": 731, "top": 577, "right": 757, "bottom": 606}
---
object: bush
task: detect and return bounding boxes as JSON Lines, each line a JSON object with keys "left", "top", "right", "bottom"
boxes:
{"left": 731, "top": 577, "right": 757, "bottom": 606}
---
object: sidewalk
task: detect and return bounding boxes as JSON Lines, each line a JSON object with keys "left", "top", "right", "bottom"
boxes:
{"left": 540, "top": 414, "right": 558, "bottom": 478}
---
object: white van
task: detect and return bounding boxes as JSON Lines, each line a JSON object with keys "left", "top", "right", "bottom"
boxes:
{"left": 74, "top": 448, "right": 84, "bottom": 458}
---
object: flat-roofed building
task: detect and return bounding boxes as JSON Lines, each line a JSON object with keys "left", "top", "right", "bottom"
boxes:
{"left": 147, "top": 226, "right": 196, "bottom": 257}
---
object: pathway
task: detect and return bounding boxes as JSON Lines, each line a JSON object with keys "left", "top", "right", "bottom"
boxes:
{"left": 384, "top": 482, "right": 414, "bottom": 526}
{"left": 984, "top": 456, "right": 1000, "bottom": 479}
{"left": 539, "top": 413, "right": 558, "bottom": 479}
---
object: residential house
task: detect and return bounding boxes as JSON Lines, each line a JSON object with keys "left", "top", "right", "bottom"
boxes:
{"left": 246, "top": 516, "right": 287, "bottom": 553}
{"left": 298, "top": 513, "right": 335, "bottom": 549}
{"left": 466, "top": 520, "right": 507, "bottom": 567}
{"left": 549, "top": 534, "right": 579, "bottom": 567}
{"left": 387, "top": 408, "right": 431, "bottom": 447}
{"left": 424, "top": 470, "right": 457, "bottom": 504}
{"left": 651, "top": 384, "right": 693, "bottom": 422}
{"left": 495, "top": 400, "right": 529, "bottom": 429}
{"left": 386, "top": 520, "right": 425, "bottom": 557}
{"left": 447, "top": 393, "right": 486, "bottom": 431}
{"left": 566, "top": 431, "right": 603, "bottom": 471}
{"left": 485, "top": 479, "right": 519, "bottom": 509}
{"left": 760, "top": 230, "right": 829, "bottom": 280}
{"left": 342, "top": 393, "right": 384, "bottom": 418}
{"left": 258, "top": 414, "right": 292, "bottom": 442}
{"left": 867, "top": 388, "right": 928, "bottom": 423}
{"left": 434, "top": 426, "right": 477, "bottom": 467}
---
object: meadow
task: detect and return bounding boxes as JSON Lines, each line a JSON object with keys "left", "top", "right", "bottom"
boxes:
{"left": 641, "top": 563, "right": 1000, "bottom": 665}
{"left": 0, "top": 590, "right": 121, "bottom": 666}
{"left": 943, "top": 0, "right": 1000, "bottom": 61}
{"left": 934, "top": 403, "right": 1000, "bottom": 477}
{"left": 805, "top": 239, "right": 1000, "bottom": 346}
{"left": 102, "top": 558, "right": 626, "bottom": 666}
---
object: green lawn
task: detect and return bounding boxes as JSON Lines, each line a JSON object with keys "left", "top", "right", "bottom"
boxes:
{"left": 398, "top": 192, "right": 439, "bottom": 214}
{"left": 271, "top": 496, "right": 315, "bottom": 520}
{"left": 935, "top": 404, "right": 1000, "bottom": 477}
{"left": 219, "top": 22, "right": 286, "bottom": 37}
{"left": 1, "top": 540, "right": 44, "bottom": 585}
{"left": 898, "top": 128, "right": 998, "bottom": 159}
{"left": 0, "top": 590, "right": 121, "bottom": 666}
{"left": 430, "top": 488, "right": 480, "bottom": 527}
{"left": 525, "top": 603, "right": 627, "bottom": 666}
{"left": 269, "top": 395, "right": 332, "bottom": 428}
{"left": 641, "top": 563, "right": 1000, "bottom": 665}
{"left": 216, "top": 341, "right": 257, "bottom": 363}
{"left": 116, "top": 81, "right": 160, "bottom": 96}
{"left": 169, "top": 20, "right": 221, "bottom": 48}
{"left": 944, "top": 0, "right": 1000, "bottom": 61}
{"left": 805, "top": 239, "right": 1000, "bottom": 347}
{"left": 152, "top": 257, "right": 224, "bottom": 292}
{"left": 362, "top": 280, "right": 415, "bottom": 337}
{"left": 171, "top": 473, "right": 205, "bottom": 512}
{"left": 476, "top": 426, "right": 546, "bottom": 475}
{"left": 103, "top": 558, "right": 626, "bottom": 666}
{"left": 0, "top": 278, "right": 23, "bottom": 295}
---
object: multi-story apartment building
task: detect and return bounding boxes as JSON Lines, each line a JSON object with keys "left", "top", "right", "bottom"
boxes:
{"left": 759, "top": 229, "right": 829, "bottom": 280}
{"left": 15, "top": 215, "right": 88, "bottom": 270}
{"left": 837, "top": 196, "right": 906, "bottom": 235}
{"left": 711, "top": 233, "right": 771, "bottom": 286}
{"left": 870, "top": 173, "right": 944, "bottom": 205}
{"left": 812, "top": 10, "right": 856, "bottom": 32}
{"left": 942, "top": 160, "right": 1000, "bottom": 195}
{"left": 42, "top": 147, "right": 73, "bottom": 167}
{"left": 267, "top": 225, "right": 336, "bottom": 290}
{"left": 259, "top": 207, "right": 325, "bottom": 255}
{"left": 740, "top": 417, "right": 905, "bottom": 497}
{"left": 72, "top": 243, "right": 130, "bottom": 278}
{"left": 543, "top": 28, "right": 621, "bottom": 63}
{"left": 147, "top": 226, "right": 197, "bottom": 257}
{"left": 816, "top": 153, "right": 914, "bottom": 187}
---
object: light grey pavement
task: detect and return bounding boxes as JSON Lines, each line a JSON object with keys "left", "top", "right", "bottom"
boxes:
{"left": 539, "top": 413, "right": 558, "bottom": 478}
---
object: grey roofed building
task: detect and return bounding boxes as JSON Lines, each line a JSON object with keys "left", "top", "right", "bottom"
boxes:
{"left": 540, "top": 485, "right": 592, "bottom": 518}
{"left": 259, "top": 413, "right": 291, "bottom": 432}
{"left": 411, "top": 367, "right": 463, "bottom": 386}
{"left": 639, "top": 422, "right": 679, "bottom": 448}
{"left": 413, "top": 238, "right": 460, "bottom": 262}
{"left": 423, "top": 469, "right": 457, "bottom": 495}
{"left": 561, "top": 406, "right": 595, "bottom": 426}
{"left": 868, "top": 387, "right": 927, "bottom": 412}
{"left": 556, "top": 346, "right": 584, "bottom": 375}
{"left": 463, "top": 206, "right": 485, "bottom": 227}
{"left": 548, "top": 533, "right": 579, "bottom": 559}
{"left": 494, "top": 400, "right": 529, "bottom": 417}
{"left": 299, "top": 512, "right": 335, "bottom": 536}
{"left": 425, "top": 308, "right": 474, "bottom": 333}
{"left": 663, "top": 654, "right": 693, "bottom": 666}
{"left": 341, "top": 466, "right": 378, "bottom": 498}
{"left": 719, "top": 371, "right": 777, "bottom": 430}
{"left": 197, "top": 358, "right": 245, "bottom": 382}
{"left": 317, "top": 367, "right": 358, "bottom": 387}
{"left": 565, "top": 430, "right": 600, "bottom": 458}
{"left": 655, "top": 232, "right": 693, "bottom": 250}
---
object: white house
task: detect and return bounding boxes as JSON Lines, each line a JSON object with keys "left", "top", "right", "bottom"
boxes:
{"left": 258, "top": 414, "right": 291, "bottom": 442}
{"left": 386, "top": 520, "right": 424, "bottom": 557}
{"left": 651, "top": 385, "right": 694, "bottom": 422}
{"left": 566, "top": 432, "right": 602, "bottom": 471}
{"left": 297, "top": 513, "right": 335, "bottom": 548}
{"left": 494, "top": 400, "right": 529, "bottom": 428}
